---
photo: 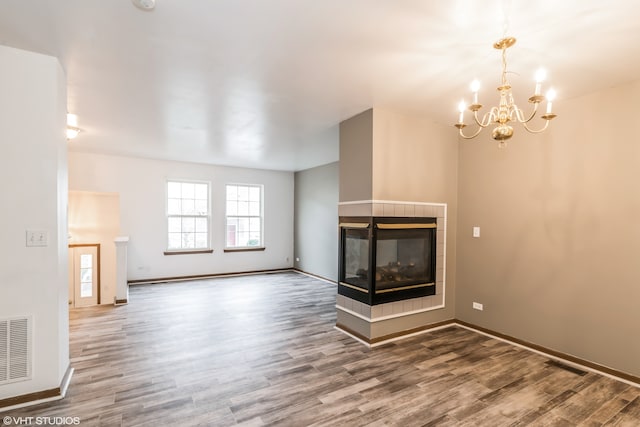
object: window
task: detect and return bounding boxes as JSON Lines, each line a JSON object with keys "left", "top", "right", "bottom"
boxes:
{"left": 225, "top": 184, "right": 262, "bottom": 248}
{"left": 79, "top": 254, "right": 94, "bottom": 297}
{"left": 167, "top": 180, "right": 210, "bottom": 251}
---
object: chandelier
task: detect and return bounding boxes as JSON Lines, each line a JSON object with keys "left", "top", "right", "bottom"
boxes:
{"left": 455, "top": 36, "right": 557, "bottom": 144}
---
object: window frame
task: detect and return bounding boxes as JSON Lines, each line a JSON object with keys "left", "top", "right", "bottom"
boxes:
{"left": 165, "top": 179, "right": 212, "bottom": 254}
{"left": 224, "top": 183, "right": 264, "bottom": 251}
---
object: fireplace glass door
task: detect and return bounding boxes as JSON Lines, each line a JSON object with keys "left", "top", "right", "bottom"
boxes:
{"left": 339, "top": 217, "right": 437, "bottom": 305}
{"left": 342, "top": 228, "right": 370, "bottom": 292}
{"left": 374, "top": 227, "right": 435, "bottom": 293}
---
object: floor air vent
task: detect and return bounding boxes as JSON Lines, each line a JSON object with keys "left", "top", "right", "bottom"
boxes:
{"left": 0, "top": 317, "right": 32, "bottom": 384}
{"left": 545, "top": 359, "right": 587, "bottom": 376}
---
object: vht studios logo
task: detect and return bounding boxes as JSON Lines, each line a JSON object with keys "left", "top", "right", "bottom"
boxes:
{"left": 3, "top": 416, "right": 81, "bottom": 426}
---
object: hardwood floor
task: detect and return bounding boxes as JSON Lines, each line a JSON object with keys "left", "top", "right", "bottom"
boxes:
{"left": 1, "top": 271, "right": 638, "bottom": 426}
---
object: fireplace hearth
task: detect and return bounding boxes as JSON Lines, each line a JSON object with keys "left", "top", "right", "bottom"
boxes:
{"left": 338, "top": 216, "right": 437, "bottom": 305}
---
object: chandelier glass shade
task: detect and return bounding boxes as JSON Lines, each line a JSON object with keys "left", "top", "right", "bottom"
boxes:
{"left": 455, "top": 36, "right": 557, "bottom": 144}
{"left": 66, "top": 126, "right": 81, "bottom": 140}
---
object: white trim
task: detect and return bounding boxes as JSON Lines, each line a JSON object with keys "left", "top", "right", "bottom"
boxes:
{"left": 165, "top": 179, "right": 212, "bottom": 251}
{"left": 68, "top": 190, "right": 120, "bottom": 197}
{"left": 334, "top": 321, "right": 640, "bottom": 388}
{"left": 369, "top": 323, "right": 454, "bottom": 347}
{"left": 60, "top": 367, "right": 74, "bottom": 397}
{"left": 224, "top": 183, "right": 264, "bottom": 249}
{"left": 455, "top": 323, "right": 640, "bottom": 389}
{"left": 337, "top": 199, "right": 447, "bottom": 309}
{"left": 333, "top": 326, "right": 371, "bottom": 347}
{"left": 336, "top": 303, "right": 444, "bottom": 323}
{"left": 129, "top": 268, "right": 295, "bottom": 285}
{"left": 338, "top": 199, "right": 447, "bottom": 206}
{"left": 441, "top": 204, "right": 447, "bottom": 307}
{"left": 335, "top": 305, "right": 370, "bottom": 322}
{"left": 334, "top": 322, "right": 454, "bottom": 349}
{"left": 296, "top": 270, "right": 337, "bottom": 285}
{"left": 0, "top": 395, "right": 64, "bottom": 412}
{"left": 371, "top": 304, "right": 445, "bottom": 322}
{"left": 0, "top": 368, "right": 74, "bottom": 412}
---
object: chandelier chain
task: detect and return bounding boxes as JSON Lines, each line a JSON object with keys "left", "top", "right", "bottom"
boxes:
{"left": 501, "top": 47, "right": 508, "bottom": 86}
{"left": 501, "top": 0, "right": 512, "bottom": 37}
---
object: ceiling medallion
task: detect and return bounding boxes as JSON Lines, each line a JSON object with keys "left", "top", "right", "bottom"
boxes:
{"left": 132, "top": 0, "right": 156, "bottom": 11}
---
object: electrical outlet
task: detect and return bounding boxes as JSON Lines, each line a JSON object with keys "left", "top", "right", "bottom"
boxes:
{"left": 473, "top": 226, "right": 481, "bottom": 238}
{"left": 295, "top": 257, "right": 300, "bottom": 262}
{"left": 472, "top": 302, "right": 484, "bottom": 311}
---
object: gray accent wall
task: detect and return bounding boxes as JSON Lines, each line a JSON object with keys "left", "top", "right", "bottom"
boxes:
{"left": 294, "top": 162, "right": 339, "bottom": 281}
{"left": 339, "top": 109, "right": 373, "bottom": 202}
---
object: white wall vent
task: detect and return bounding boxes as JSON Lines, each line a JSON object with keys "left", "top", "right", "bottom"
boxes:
{"left": 0, "top": 317, "right": 32, "bottom": 384}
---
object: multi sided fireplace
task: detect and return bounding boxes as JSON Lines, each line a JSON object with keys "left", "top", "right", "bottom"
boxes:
{"left": 338, "top": 216, "right": 437, "bottom": 305}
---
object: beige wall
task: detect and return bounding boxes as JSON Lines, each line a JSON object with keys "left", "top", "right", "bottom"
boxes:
{"left": 339, "top": 109, "right": 373, "bottom": 202}
{"left": 338, "top": 108, "right": 459, "bottom": 335}
{"left": 456, "top": 80, "right": 640, "bottom": 377}
{"left": 371, "top": 108, "right": 459, "bottom": 325}
{"left": 372, "top": 108, "right": 459, "bottom": 204}
{"left": 340, "top": 93, "right": 639, "bottom": 378}
{"left": 68, "top": 191, "right": 121, "bottom": 304}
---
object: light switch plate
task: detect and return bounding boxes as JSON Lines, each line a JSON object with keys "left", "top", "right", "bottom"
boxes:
{"left": 26, "top": 229, "right": 48, "bottom": 247}
{"left": 473, "top": 226, "right": 481, "bottom": 238}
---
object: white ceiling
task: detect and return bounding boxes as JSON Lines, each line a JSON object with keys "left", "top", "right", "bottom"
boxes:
{"left": 2, "top": 1, "right": 640, "bottom": 171}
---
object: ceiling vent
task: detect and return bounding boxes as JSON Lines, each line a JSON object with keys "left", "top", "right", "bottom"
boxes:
{"left": 0, "top": 317, "right": 32, "bottom": 384}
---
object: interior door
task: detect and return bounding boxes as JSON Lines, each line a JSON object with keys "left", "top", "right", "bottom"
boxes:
{"left": 69, "top": 245, "right": 100, "bottom": 307}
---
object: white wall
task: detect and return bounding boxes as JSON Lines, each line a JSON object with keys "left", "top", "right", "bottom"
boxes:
{"left": 68, "top": 191, "right": 120, "bottom": 304}
{"left": 0, "top": 46, "right": 68, "bottom": 400}
{"left": 68, "top": 152, "right": 294, "bottom": 281}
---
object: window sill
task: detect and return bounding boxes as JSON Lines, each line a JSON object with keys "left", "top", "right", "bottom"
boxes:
{"left": 164, "top": 249, "right": 214, "bottom": 256}
{"left": 223, "top": 247, "right": 266, "bottom": 253}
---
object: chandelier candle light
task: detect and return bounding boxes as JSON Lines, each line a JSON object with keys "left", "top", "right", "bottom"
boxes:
{"left": 66, "top": 113, "right": 81, "bottom": 140}
{"left": 455, "top": 36, "right": 557, "bottom": 144}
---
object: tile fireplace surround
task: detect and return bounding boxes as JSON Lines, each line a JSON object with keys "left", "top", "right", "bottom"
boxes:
{"left": 336, "top": 200, "right": 447, "bottom": 343}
